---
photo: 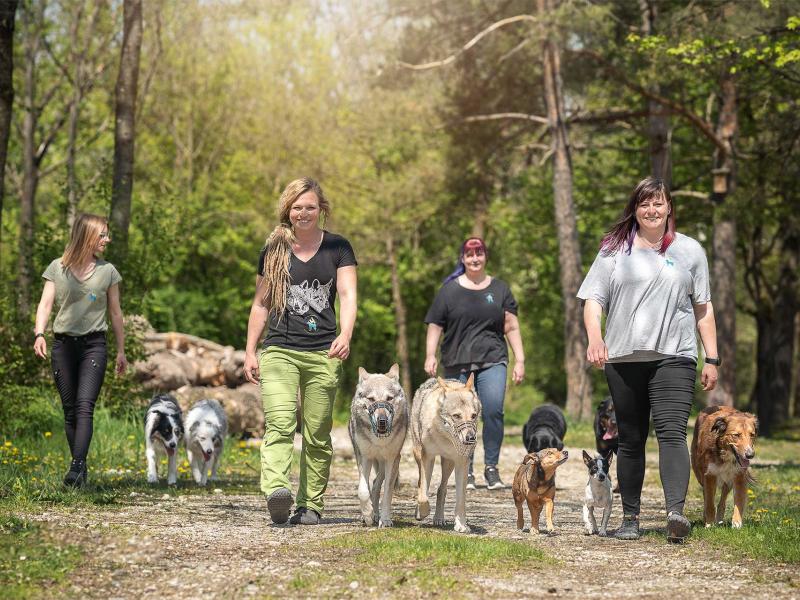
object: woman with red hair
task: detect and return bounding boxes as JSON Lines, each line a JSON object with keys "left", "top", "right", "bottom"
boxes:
{"left": 578, "top": 177, "right": 719, "bottom": 543}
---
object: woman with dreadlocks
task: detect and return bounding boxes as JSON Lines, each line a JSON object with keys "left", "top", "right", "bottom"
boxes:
{"left": 244, "top": 178, "right": 357, "bottom": 525}
{"left": 424, "top": 237, "right": 525, "bottom": 492}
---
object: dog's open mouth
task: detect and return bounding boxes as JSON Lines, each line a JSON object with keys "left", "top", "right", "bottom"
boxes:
{"left": 731, "top": 446, "right": 750, "bottom": 470}
{"left": 603, "top": 421, "right": 618, "bottom": 440}
{"left": 166, "top": 447, "right": 175, "bottom": 457}
{"left": 557, "top": 451, "right": 569, "bottom": 465}
{"left": 203, "top": 450, "right": 213, "bottom": 462}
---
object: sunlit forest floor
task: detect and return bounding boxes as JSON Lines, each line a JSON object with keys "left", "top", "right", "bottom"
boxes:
{"left": 2, "top": 418, "right": 798, "bottom": 599}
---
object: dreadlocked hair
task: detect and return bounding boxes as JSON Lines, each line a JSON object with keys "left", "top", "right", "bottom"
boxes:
{"left": 260, "top": 224, "right": 295, "bottom": 319}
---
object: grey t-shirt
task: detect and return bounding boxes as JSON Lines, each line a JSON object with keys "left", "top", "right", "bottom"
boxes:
{"left": 577, "top": 232, "right": 710, "bottom": 362}
{"left": 42, "top": 258, "right": 122, "bottom": 336}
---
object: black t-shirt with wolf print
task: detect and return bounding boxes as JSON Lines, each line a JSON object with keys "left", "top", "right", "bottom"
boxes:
{"left": 425, "top": 278, "right": 518, "bottom": 372}
{"left": 257, "top": 231, "right": 357, "bottom": 351}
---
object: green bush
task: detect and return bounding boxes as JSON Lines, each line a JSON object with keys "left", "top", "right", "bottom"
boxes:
{"left": 0, "top": 386, "right": 62, "bottom": 439}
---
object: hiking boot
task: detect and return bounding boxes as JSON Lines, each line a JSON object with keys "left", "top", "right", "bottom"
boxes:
{"left": 466, "top": 473, "right": 476, "bottom": 490}
{"left": 666, "top": 511, "right": 691, "bottom": 543}
{"left": 614, "top": 515, "right": 641, "bottom": 540}
{"left": 63, "top": 459, "right": 87, "bottom": 488}
{"left": 266, "top": 488, "right": 293, "bottom": 524}
{"left": 289, "top": 507, "right": 321, "bottom": 525}
{"left": 484, "top": 465, "right": 506, "bottom": 490}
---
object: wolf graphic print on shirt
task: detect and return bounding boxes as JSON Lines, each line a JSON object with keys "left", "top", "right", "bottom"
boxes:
{"left": 287, "top": 279, "right": 334, "bottom": 315}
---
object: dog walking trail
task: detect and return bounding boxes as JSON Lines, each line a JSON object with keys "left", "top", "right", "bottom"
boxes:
{"left": 33, "top": 427, "right": 798, "bottom": 599}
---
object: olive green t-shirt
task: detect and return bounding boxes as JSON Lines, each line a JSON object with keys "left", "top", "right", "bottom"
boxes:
{"left": 42, "top": 259, "right": 122, "bottom": 336}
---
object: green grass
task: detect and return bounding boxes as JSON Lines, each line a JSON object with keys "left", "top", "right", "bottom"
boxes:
{"left": 0, "top": 515, "right": 82, "bottom": 599}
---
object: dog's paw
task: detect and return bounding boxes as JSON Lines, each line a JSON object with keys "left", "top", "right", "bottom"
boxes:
{"left": 362, "top": 515, "right": 374, "bottom": 527}
{"left": 416, "top": 500, "right": 430, "bottom": 520}
{"left": 584, "top": 526, "right": 596, "bottom": 536}
{"left": 167, "top": 478, "right": 177, "bottom": 486}
{"left": 598, "top": 529, "right": 607, "bottom": 537}
{"left": 544, "top": 529, "right": 557, "bottom": 537}
{"left": 378, "top": 518, "right": 393, "bottom": 528}
{"left": 705, "top": 522, "right": 713, "bottom": 528}
{"left": 453, "top": 521, "right": 471, "bottom": 534}
{"left": 732, "top": 520, "right": 742, "bottom": 529}
{"left": 433, "top": 517, "right": 448, "bottom": 527}
{"left": 147, "top": 475, "right": 158, "bottom": 484}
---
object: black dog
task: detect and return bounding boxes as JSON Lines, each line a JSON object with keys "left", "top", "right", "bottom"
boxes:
{"left": 594, "top": 396, "right": 618, "bottom": 456}
{"left": 522, "top": 404, "right": 567, "bottom": 452}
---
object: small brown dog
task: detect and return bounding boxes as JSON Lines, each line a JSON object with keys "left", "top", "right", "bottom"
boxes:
{"left": 691, "top": 405, "right": 758, "bottom": 528}
{"left": 513, "top": 448, "right": 569, "bottom": 534}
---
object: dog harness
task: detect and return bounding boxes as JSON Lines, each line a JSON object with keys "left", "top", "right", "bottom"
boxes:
{"left": 367, "top": 401, "right": 395, "bottom": 437}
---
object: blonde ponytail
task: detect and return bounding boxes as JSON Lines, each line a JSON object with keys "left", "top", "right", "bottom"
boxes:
{"left": 260, "top": 224, "right": 295, "bottom": 319}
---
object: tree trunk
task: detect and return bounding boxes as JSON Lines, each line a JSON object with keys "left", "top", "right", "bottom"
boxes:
{"left": 639, "top": 0, "right": 671, "bottom": 187}
{"left": 66, "top": 89, "right": 80, "bottom": 227}
{"left": 109, "top": 0, "right": 142, "bottom": 263}
{"left": 17, "top": 1, "right": 42, "bottom": 314}
{"left": 386, "top": 235, "right": 413, "bottom": 399}
{"left": 0, "top": 0, "right": 17, "bottom": 257}
{"left": 707, "top": 76, "right": 737, "bottom": 407}
{"left": 753, "top": 227, "right": 799, "bottom": 435}
{"left": 539, "top": 0, "right": 592, "bottom": 420}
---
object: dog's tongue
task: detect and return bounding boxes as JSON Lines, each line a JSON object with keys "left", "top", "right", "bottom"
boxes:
{"left": 603, "top": 431, "right": 615, "bottom": 440}
{"left": 167, "top": 447, "right": 175, "bottom": 456}
{"left": 739, "top": 457, "right": 750, "bottom": 469}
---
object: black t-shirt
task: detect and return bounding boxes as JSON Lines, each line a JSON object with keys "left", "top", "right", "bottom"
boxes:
{"left": 424, "top": 278, "right": 518, "bottom": 371}
{"left": 257, "top": 231, "right": 357, "bottom": 351}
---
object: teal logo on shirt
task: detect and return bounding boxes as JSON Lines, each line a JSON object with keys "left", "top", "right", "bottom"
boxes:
{"left": 665, "top": 258, "right": 675, "bottom": 267}
{"left": 306, "top": 317, "right": 317, "bottom": 332}
{"left": 88, "top": 292, "right": 97, "bottom": 302}
{"left": 485, "top": 293, "right": 495, "bottom": 304}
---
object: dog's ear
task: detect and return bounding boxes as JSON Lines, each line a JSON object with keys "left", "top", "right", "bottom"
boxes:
{"left": 190, "top": 421, "right": 200, "bottom": 435}
{"left": 583, "top": 450, "right": 593, "bottom": 466}
{"left": 752, "top": 416, "right": 759, "bottom": 437}
{"left": 358, "top": 367, "right": 369, "bottom": 383}
{"left": 464, "top": 372, "right": 475, "bottom": 391}
{"left": 711, "top": 416, "right": 727, "bottom": 435}
{"left": 436, "top": 376, "right": 448, "bottom": 390}
{"left": 387, "top": 363, "right": 399, "bottom": 380}
{"left": 603, "top": 450, "right": 613, "bottom": 467}
{"left": 522, "top": 452, "right": 540, "bottom": 465}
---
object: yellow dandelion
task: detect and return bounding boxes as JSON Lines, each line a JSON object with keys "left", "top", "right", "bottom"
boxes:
{"left": 128, "top": 435, "right": 135, "bottom": 440}
{"left": 4, "top": 441, "right": 11, "bottom": 447}
{"left": 44, "top": 432, "right": 52, "bottom": 438}
{"left": 238, "top": 441, "right": 247, "bottom": 448}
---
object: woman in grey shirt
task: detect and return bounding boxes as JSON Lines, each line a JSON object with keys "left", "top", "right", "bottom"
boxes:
{"left": 578, "top": 177, "right": 719, "bottom": 543}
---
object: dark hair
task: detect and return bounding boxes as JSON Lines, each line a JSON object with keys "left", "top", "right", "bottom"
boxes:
{"left": 600, "top": 177, "right": 676, "bottom": 255}
{"left": 443, "top": 237, "right": 488, "bottom": 283}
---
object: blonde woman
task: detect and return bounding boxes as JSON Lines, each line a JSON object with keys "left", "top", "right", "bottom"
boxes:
{"left": 244, "top": 178, "right": 357, "bottom": 525}
{"left": 33, "top": 213, "right": 127, "bottom": 487}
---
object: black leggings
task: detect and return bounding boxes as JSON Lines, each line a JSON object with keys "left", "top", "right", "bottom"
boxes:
{"left": 51, "top": 332, "right": 108, "bottom": 461}
{"left": 605, "top": 357, "right": 696, "bottom": 517}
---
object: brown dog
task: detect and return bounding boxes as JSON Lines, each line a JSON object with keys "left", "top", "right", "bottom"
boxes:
{"left": 512, "top": 448, "right": 568, "bottom": 534}
{"left": 691, "top": 405, "right": 758, "bottom": 528}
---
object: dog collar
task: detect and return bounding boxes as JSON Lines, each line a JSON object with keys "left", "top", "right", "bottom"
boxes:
{"left": 367, "top": 401, "right": 394, "bottom": 438}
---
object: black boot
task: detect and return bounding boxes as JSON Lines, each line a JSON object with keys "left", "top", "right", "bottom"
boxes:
{"left": 63, "top": 458, "right": 87, "bottom": 488}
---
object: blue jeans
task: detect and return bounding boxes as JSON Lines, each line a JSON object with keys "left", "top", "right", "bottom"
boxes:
{"left": 455, "top": 363, "right": 507, "bottom": 469}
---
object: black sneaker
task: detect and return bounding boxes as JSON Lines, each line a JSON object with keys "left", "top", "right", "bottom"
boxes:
{"left": 266, "top": 488, "right": 293, "bottom": 524}
{"left": 63, "top": 459, "right": 87, "bottom": 488}
{"left": 466, "top": 473, "right": 476, "bottom": 490}
{"left": 666, "top": 511, "right": 691, "bottom": 543}
{"left": 289, "top": 507, "right": 321, "bottom": 525}
{"left": 614, "top": 515, "right": 641, "bottom": 540}
{"left": 484, "top": 466, "right": 506, "bottom": 490}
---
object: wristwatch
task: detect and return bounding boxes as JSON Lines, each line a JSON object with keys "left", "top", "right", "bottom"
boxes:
{"left": 34, "top": 332, "right": 45, "bottom": 340}
{"left": 704, "top": 356, "right": 721, "bottom": 366}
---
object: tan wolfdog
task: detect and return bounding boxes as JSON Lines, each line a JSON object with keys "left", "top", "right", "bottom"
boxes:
{"left": 411, "top": 376, "right": 481, "bottom": 533}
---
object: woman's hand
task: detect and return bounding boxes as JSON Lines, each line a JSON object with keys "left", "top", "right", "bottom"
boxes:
{"left": 586, "top": 338, "right": 608, "bottom": 369}
{"left": 512, "top": 360, "right": 525, "bottom": 385}
{"left": 700, "top": 364, "right": 718, "bottom": 391}
{"left": 424, "top": 355, "right": 438, "bottom": 377}
{"left": 34, "top": 336, "right": 47, "bottom": 359}
{"left": 244, "top": 352, "right": 260, "bottom": 384}
{"left": 115, "top": 352, "right": 128, "bottom": 375}
{"left": 328, "top": 333, "right": 351, "bottom": 360}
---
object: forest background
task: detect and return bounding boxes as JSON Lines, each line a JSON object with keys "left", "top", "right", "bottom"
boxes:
{"left": 0, "top": 0, "right": 798, "bottom": 437}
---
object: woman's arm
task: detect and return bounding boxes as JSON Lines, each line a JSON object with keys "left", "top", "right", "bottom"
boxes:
{"left": 329, "top": 265, "right": 357, "bottom": 360}
{"left": 424, "top": 323, "right": 443, "bottom": 376}
{"left": 107, "top": 283, "right": 127, "bottom": 374}
{"left": 33, "top": 281, "right": 56, "bottom": 359}
{"left": 504, "top": 311, "right": 525, "bottom": 384}
{"left": 583, "top": 299, "right": 608, "bottom": 368}
{"left": 244, "top": 277, "right": 270, "bottom": 384}
{"left": 693, "top": 301, "right": 718, "bottom": 391}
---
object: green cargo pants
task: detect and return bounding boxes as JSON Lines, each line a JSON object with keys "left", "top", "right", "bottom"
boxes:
{"left": 259, "top": 346, "right": 341, "bottom": 514}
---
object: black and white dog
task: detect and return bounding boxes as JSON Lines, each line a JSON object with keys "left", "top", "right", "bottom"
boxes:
{"left": 145, "top": 394, "right": 184, "bottom": 485}
{"left": 522, "top": 404, "right": 567, "bottom": 453}
{"left": 582, "top": 450, "right": 613, "bottom": 536}
{"left": 185, "top": 399, "right": 228, "bottom": 486}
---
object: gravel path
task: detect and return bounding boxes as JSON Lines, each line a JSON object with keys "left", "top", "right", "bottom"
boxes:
{"left": 29, "top": 427, "right": 799, "bottom": 599}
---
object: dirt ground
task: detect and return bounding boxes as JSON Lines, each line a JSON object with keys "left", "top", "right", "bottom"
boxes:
{"left": 28, "top": 427, "right": 799, "bottom": 599}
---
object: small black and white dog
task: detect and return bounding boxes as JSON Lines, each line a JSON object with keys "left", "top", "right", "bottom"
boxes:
{"left": 594, "top": 396, "right": 618, "bottom": 457}
{"left": 145, "top": 394, "right": 184, "bottom": 485}
{"left": 185, "top": 399, "right": 228, "bottom": 486}
{"left": 522, "top": 404, "right": 567, "bottom": 453}
{"left": 582, "top": 450, "right": 613, "bottom": 536}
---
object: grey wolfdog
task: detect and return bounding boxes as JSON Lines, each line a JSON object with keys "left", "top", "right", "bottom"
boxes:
{"left": 348, "top": 364, "right": 409, "bottom": 527}
{"left": 411, "top": 376, "right": 481, "bottom": 533}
